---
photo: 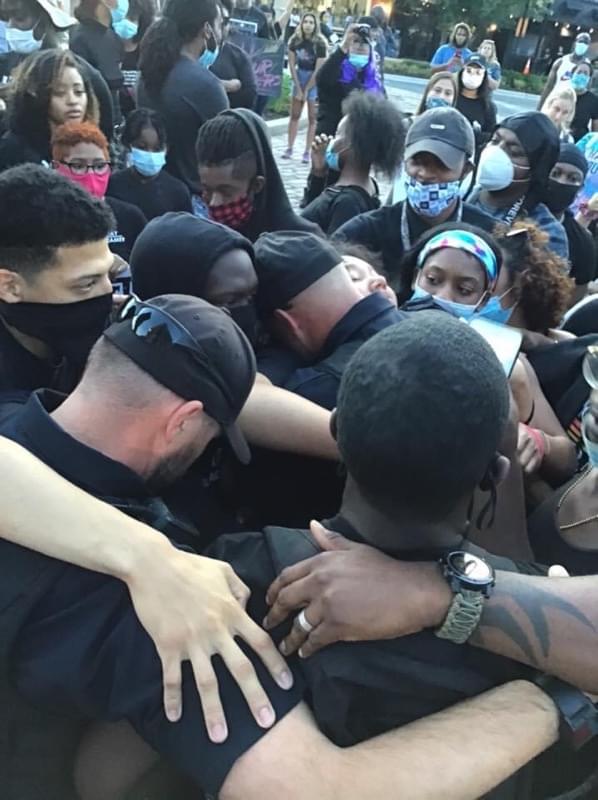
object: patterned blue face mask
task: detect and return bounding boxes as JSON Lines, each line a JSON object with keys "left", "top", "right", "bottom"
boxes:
{"left": 325, "top": 139, "right": 340, "bottom": 171}
{"left": 130, "top": 147, "right": 166, "bottom": 177}
{"left": 110, "top": 0, "right": 129, "bottom": 25}
{"left": 405, "top": 176, "right": 461, "bottom": 218}
{"left": 425, "top": 95, "right": 451, "bottom": 110}
{"left": 114, "top": 17, "right": 138, "bottom": 38}
{"left": 411, "top": 284, "right": 479, "bottom": 320}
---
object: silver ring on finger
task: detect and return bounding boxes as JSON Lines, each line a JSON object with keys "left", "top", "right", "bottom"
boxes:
{"left": 296, "top": 609, "right": 314, "bottom": 634}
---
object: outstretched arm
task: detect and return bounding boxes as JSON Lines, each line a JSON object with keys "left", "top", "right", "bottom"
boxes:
{"left": 0, "top": 437, "right": 293, "bottom": 737}
{"left": 222, "top": 683, "right": 557, "bottom": 800}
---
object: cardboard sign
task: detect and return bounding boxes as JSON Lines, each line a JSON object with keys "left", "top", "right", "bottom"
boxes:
{"left": 229, "top": 22, "right": 285, "bottom": 98}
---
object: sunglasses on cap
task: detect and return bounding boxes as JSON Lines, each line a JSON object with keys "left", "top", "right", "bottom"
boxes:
{"left": 118, "top": 296, "right": 235, "bottom": 406}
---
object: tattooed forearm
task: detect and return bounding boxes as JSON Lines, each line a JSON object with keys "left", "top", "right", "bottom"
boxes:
{"left": 470, "top": 571, "right": 598, "bottom": 692}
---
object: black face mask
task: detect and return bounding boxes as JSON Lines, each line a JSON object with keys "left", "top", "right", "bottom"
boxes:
{"left": 0, "top": 291, "right": 113, "bottom": 367}
{"left": 545, "top": 178, "right": 580, "bottom": 215}
{"left": 227, "top": 301, "right": 258, "bottom": 347}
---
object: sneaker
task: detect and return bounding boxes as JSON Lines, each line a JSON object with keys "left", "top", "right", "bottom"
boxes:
{"left": 302, "top": 151, "right": 310, "bottom": 164}
{"left": 281, "top": 148, "right": 293, "bottom": 159}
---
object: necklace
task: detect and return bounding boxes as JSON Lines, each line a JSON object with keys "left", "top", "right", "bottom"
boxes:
{"left": 557, "top": 465, "right": 598, "bottom": 530}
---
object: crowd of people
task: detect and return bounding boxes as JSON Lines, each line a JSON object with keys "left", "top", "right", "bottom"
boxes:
{"left": 2, "top": 0, "right": 598, "bottom": 798}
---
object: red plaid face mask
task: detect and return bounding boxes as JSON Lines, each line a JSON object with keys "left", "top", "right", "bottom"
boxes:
{"left": 209, "top": 195, "right": 254, "bottom": 229}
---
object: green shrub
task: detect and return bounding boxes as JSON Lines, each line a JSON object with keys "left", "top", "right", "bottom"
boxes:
{"left": 264, "top": 72, "right": 292, "bottom": 117}
{"left": 384, "top": 58, "right": 431, "bottom": 78}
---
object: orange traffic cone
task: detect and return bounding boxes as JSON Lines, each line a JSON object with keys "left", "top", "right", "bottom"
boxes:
{"left": 523, "top": 57, "right": 531, "bottom": 75}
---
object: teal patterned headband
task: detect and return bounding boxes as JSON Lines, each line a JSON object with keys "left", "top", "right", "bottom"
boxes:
{"left": 417, "top": 230, "right": 498, "bottom": 285}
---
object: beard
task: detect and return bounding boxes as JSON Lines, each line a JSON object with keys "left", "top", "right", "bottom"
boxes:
{"left": 144, "top": 442, "right": 206, "bottom": 493}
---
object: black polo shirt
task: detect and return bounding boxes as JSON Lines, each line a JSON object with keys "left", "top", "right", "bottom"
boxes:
{"left": 333, "top": 200, "right": 496, "bottom": 281}
{"left": 269, "top": 293, "right": 407, "bottom": 410}
{"left": 0, "top": 390, "right": 303, "bottom": 797}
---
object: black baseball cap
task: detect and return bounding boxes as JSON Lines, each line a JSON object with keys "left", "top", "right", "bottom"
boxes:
{"left": 104, "top": 294, "right": 256, "bottom": 464}
{"left": 255, "top": 230, "right": 343, "bottom": 314}
{"left": 464, "top": 53, "right": 487, "bottom": 68}
{"left": 404, "top": 107, "right": 475, "bottom": 169}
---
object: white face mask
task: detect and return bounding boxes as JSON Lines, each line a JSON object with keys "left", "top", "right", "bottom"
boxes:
{"left": 476, "top": 144, "right": 522, "bottom": 191}
{"left": 5, "top": 26, "right": 42, "bottom": 54}
{"left": 462, "top": 71, "right": 484, "bottom": 90}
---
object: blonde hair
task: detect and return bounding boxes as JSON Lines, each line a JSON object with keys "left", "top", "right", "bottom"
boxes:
{"left": 541, "top": 86, "right": 577, "bottom": 130}
{"left": 478, "top": 39, "right": 497, "bottom": 64}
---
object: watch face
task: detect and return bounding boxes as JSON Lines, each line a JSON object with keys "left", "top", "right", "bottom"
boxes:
{"left": 447, "top": 551, "right": 494, "bottom": 585}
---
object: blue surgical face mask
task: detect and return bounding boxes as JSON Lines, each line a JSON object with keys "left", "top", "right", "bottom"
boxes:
{"left": 110, "top": 0, "right": 129, "bottom": 25}
{"left": 130, "top": 147, "right": 166, "bottom": 177}
{"left": 199, "top": 44, "right": 219, "bottom": 68}
{"left": 477, "top": 293, "right": 515, "bottom": 325}
{"left": 572, "top": 73, "right": 590, "bottom": 91}
{"left": 425, "top": 95, "right": 451, "bottom": 110}
{"left": 411, "top": 284, "right": 478, "bottom": 320}
{"left": 575, "top": 42, "right": 589, "bottom": 57}
{"left": 348, "top": 53, "right": 369, "bottom": 70}
{"left": 325, "top": 139, "right": 340, "bottom": 171}
{"left": 405, "top": 176, "right": 461, "bottom": 218}
{"left": 114, "top": 17, "right": 138, "bottom": 38}
{"left": 5, "top": 26, "right": 41, "bottom": 53}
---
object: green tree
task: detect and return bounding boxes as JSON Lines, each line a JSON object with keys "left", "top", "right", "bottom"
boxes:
{"left": 428, "top": 0, "right": 551, "bottom": 33}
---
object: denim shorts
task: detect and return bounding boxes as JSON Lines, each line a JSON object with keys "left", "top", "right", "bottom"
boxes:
{"left": 293, "top": 68, "right": 318, "bottom": 101}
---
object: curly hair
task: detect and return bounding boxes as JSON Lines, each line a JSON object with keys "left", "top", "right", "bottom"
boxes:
{"left": 8, "top": 50, "right": 99, "bottom": 154}
{"left": 415, "top": 71, "right": 457, "bottom": 115}
{"left": 493, "top": 220, "right": 574, "bottom": 332}
{"left": 341, "top": 90, "right": 405, "bottom": 177}
{"left": 51, "top": 121, "right": 109, "bottom": 161}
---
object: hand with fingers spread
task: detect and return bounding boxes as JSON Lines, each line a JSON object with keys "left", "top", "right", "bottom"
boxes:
{"left": 310, "top": 134, "right": 332, "bottom": 176}
{"left": 126, "top": 541, "right": 293, "bottom": 742}
{"left": 263, "top": 521, "right": 451, "bottom": 658}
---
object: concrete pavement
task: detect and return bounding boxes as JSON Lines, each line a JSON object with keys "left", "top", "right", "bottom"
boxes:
{"left": 266, "top": 73, "right": 541, "bottom": 210}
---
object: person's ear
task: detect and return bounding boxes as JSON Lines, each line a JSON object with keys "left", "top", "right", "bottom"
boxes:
{"left": 0, "top": 268, "right": 27, "bottom": 303}
{"left": 164, "top": 400, "right": 204, "bottom": 446}
{"left": 479, "top": 453, "right": 510, "bottom": 490}
{"left": 250, "top": 175, "right": 266, "bottom": 195}
{"left": 330, "top": 408, "right": 338, "bottom": 440}
{"left": 273, "top": 307, "right": 310, "bottom": 354}
{"left": 461, "top": 160, "right": 474, "bottom": 179}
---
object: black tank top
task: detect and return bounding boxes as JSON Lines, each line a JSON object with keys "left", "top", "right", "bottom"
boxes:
{"left": 527, "top": 480, "right": 598, "bottom": 575}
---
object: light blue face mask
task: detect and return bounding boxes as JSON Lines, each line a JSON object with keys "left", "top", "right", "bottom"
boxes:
{"left": 348, "top": 53, "right": 369, "bottom": 70}
{"left": 572, "top": 73, "right": 590, "bottom": 91}
{"left": 411, "top": 284, "right": 478, "bottom": 320}
{"left": 199, "top": 44, "right": 219, "bottom": 68}
{"left": 425, "top": 95, "right": 451, "bottom": 110}
{"left": 130, "top": 147, "right": 166, "bottom": 177}
{"left": 110, "top": 0, "right": 129, "bottom": 25}
{"left": 477, "top": 294, "right": 515, "bottom": 325}
{"left": 325, "top": 139, "right": 340, "bottom": 171}
{"left": 114, "top": 17, "right": 138, "bottom": 38}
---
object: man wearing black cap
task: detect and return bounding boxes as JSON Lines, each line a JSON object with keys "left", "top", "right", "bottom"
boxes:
{"left": 469, "top": 112, "right": 569, "bottom": 260}
{"left": 333, "top": 107, "right": 495, "bottom": 281}
{"left": 255, "top": 230, "right": 406, "bottom": 409}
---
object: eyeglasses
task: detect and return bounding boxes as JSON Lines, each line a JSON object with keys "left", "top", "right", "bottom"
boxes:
{"left": 118, "top": 297, "right": 234, "bottom": 404}
{"left": 55, "top": 159, "right": 112, "bottom": 175}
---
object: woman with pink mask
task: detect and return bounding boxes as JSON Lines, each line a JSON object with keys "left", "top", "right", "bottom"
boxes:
{"left": 51, "top": 121, "right": 146, "bottom": 277}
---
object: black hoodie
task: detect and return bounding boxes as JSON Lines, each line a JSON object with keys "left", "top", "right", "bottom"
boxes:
{"left": 221, "top": 109, "right": 322, "bottom": 241}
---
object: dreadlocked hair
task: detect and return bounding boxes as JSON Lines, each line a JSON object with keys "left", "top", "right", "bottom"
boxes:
{"left": 196, "top": 113, "right": 257, "bottom": 179}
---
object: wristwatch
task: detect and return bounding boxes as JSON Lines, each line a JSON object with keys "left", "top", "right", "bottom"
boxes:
{"left": 534, "top": 673, "right": 598, "bottom": 750}
{"left": 435, "top": 551, "right": 495, "bottom": 645}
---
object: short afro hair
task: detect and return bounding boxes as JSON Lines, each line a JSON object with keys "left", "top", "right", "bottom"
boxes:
{"left": 336, "top": 311, "right": 509, "bottom": 522}
{"left": 51, "top": 121, "right": 109, "bottom": 162}
{"left": 0, "top": 164, "right": 114, "bottom": 278}
{"left": 341, "top": 91, "right": 406, "bottom": 177}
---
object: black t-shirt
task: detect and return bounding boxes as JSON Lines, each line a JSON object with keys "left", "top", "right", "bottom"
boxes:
{"left": 563, "top": 210, "right": 597, "bottom": 286}
{"left": 289, "top": 37, "right": 327, "bottom": 72}
{"left": 108, "top": 168, "right": 192, "bottom": 221}
{"left": 301, "top": 183, "right": 380, "bottom": 234}
{"left": 210, "top": 41, "right": 258, "bottom": 110}
{"left": 138, "top": 58, "right": 228, "bottom": 194}
{"left": 70, "top": 20, "right": 124, "bottom": 90}
{"left": 0, "top": 321, "right": 62, "bottom": 395}
{"left": 456, "top": 94, "right": 497, "bottom": 134}
{"left": 105, "top": 196, "right": 146, "bottom": 263}
{"left": 571, "top": 90, "right": 598, "bottom": 142}
{"left": 230, "top": 6, "right": 269, "bottom": 38}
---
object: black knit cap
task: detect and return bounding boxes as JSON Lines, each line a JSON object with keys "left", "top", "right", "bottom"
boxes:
{"left": 557, "top": 143, "right": 589, "bottom": 177}
{"left": 254, "top": 230, "right": 343, "bottom": 313}
{"left": 498, "top": 112, "right": 559, "bottom": 202}
{"left": 129, "top": 212, "right": 254, "bottom": 301}
{"left": 104, "top": 294, "right": 256, "bottom": 463}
